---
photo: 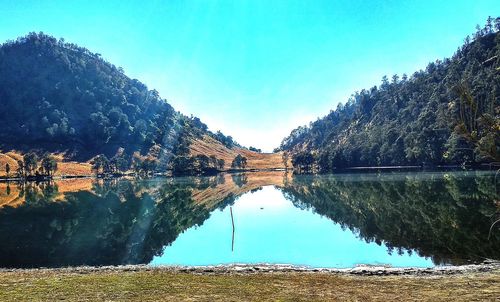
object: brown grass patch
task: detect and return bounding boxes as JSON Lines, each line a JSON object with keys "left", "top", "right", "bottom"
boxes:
{"left": 55, "top": 162, "right": 92, "bottom": 176}
{"left": 0, "top": 151, "right": 92, "bottom": 177}
{"left": 189, "top": 135, "right": 289, "bottom": 170}
{"left": 0, "top": 152, "right": 21, "bottom": 177}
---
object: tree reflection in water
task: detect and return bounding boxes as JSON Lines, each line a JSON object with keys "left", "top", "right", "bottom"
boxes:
{"left": 0, "top": 177, "right": 230, "bottom": 268}
{"left": 280, "top": 171, "right": 500, "bottom": 265}
{"left": 0, "top": 171, "right": 498, "bottom": 268}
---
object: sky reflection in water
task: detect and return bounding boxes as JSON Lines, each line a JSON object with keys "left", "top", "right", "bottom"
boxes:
{"left": 152, "top": 186, "right": 432, "bottom": 268}
{"left": 0, "top": 171, "right": 498, "bottom": 269}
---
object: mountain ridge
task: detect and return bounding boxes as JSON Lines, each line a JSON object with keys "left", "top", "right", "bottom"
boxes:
{"left": 0, "top": 32, "right": 285, "bottom": 175}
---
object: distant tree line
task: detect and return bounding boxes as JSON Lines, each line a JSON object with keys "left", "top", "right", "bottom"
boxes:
{"left": 249, "top": 146, "right": 262, "bottom": 153}
{"left": 171, "top": 154, "right": 225, "bottom": 176}
{"left": 91, "top": 153, "right": 130, "bottom": 176}
{"left": 14, "top": 152, "right": 58, "bottom": 179}
{"left": 87, "top": 134, "right": 249, "bottom": 177}
{"left": 47, "top": 149, "right": 251, "bottom": 177}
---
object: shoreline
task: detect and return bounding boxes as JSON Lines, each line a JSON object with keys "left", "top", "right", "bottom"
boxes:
{"left": 1, "top": 262, "right": 498, "bottom": 301}
{"left": 2, "top": 261, "right": 498, "bottom": 276}
{"left": 0, "top": 165, "right": 497, "bottom": 182}
{"left": 0, "top": 168, "right": 289, "bottom": 182}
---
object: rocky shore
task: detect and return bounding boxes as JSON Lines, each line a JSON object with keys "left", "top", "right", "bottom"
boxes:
{"left": 2, "top": 261, "right": 498, "bottom": 276}
{"left": 1, "top": 262, "right": 499, "bottom": 301}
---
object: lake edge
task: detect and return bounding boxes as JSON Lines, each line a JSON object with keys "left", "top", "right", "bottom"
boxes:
{"left": 1, "top": 261, "right": 499, "bottom": 276}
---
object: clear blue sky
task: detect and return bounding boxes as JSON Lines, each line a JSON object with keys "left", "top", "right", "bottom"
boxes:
{"left": 1, "top": 1, "right": 498, "bottom": 151}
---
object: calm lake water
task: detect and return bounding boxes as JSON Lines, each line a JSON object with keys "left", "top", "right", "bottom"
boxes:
{"left": 0, "top": 171, "right": 498, "bottom": 268}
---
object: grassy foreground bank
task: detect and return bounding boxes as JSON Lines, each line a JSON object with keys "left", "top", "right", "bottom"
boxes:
{"left": 0, "top": 268, "right": 498, "bottom": 301}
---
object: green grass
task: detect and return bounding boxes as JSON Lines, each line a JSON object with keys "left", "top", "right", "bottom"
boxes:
{"left": 0, "top": 269, "right": 499, "bottom": 301}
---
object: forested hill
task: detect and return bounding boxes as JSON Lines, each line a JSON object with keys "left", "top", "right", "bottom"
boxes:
{"left": 279, "top": 19, "right": 500, "bottom": 172}
{"left": 0, "top": 32, "right": 239, "bottom": 170}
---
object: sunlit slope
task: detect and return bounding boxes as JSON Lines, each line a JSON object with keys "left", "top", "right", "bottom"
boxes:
{"left": 189, "top": 135, "right": 288, "bottom": 170}
{"left": 0, "top": 140, "right": 287, "bottom": 178}
{"left": 0, "top": 151, "right": 92, "bottom": 177}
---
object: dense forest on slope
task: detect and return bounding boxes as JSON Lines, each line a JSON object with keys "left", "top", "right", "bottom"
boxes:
{"left": 279, "top": 19, "right": 500, "bottom": 172}
{"left": 0, "top": 32, "right": 239, "bottom": 173}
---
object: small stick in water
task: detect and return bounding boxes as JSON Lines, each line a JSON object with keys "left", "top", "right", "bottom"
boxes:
{"left": 230, "top": 206, "right": 235, "bottom": 252}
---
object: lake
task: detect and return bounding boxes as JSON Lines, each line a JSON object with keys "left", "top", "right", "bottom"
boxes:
{"left": 0, "top": 171, "right": 498, "bottom": 268}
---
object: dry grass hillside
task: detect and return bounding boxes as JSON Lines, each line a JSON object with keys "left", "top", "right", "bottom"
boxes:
{"left": 0, "top": 151, "right": 92, "bottom": 177}
{"left": 0, "top": 135, "right": 287, "bottom": 178}
{"left": 190, "top": 135, "right": 289, "bottom": 170}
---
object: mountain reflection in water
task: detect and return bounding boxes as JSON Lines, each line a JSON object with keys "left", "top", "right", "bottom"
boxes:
{"left": 0, "top": 171, "right": 498, "bottom": 268}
